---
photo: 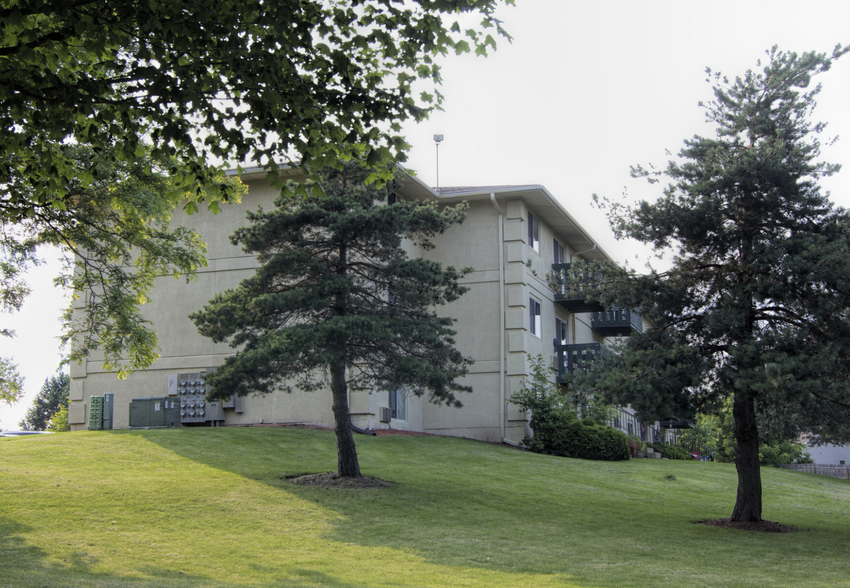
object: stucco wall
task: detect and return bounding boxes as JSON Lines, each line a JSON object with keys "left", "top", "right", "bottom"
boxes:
{"left": 69, "top": 178, "right": 608, "bottom": 444}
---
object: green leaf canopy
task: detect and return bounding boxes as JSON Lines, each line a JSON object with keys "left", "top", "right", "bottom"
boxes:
{"left": 1, "top": 0, "right": 512, "bottom": 212}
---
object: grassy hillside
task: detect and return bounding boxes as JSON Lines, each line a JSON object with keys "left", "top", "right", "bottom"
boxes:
{"left": 2, "top": 427, "right": 849, "bottom": 588}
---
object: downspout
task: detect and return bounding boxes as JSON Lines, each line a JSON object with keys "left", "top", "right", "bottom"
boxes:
{"left": 569, "top": 243, "right": 597, "bottom": 344}
{"left": 490, "top": 193, "right": 507, "bottom": 443}
{"left": 569, "top": 243, "right": 597, "bottom": 262}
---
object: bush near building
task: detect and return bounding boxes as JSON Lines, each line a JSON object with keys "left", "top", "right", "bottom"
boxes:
{"left": 511, "top": 355, "right": 630, "bottom": 462}
{"left": 647, "top": 442, "right": 693, "bottom": 460}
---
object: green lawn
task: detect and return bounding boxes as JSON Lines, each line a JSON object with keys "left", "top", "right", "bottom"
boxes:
{"left": 2, "top": 428, "right": 849, "bottom": 588}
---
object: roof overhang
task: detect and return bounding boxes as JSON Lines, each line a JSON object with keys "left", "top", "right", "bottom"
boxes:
{"left": 226, "top": 164, "right": 611, "bottom": 263}
{"left": 394, "top": 173, "right": 611, "bottom": 263}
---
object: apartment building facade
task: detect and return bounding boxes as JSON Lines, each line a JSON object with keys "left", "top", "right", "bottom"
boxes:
{"left": 68, "top": 168, "right": 639, "bottom": 444}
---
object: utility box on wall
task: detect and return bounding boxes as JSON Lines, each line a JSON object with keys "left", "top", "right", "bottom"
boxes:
{"left": 102, "top": 393, "right": 114, "bottom": 430}
{"left": 88, "top": 396, "right": 104, "bottom": 430}
{"left": 129, "top": 398, "right": 151, "bottom": 428}
{"left": 207, "top": 400, "right": 225, "bottom": 423}
{"left": 221, "top": 395, "right": 243, "bottom": 413}
{"left": 129, "top": 397, "right": 180, "bottom": 428}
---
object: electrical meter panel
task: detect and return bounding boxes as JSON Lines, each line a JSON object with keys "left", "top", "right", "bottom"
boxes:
{"left": 177, "top": 372, "right": 207, "bottom": 424}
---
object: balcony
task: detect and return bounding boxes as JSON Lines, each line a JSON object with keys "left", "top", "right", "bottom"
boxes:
{"left": 591, "top": 309, "right": 642, "bottom": 337}
{"left": 658, "top": 419, "right": 694, "bottom": 430}
{"left": 555, "top": 343, "right": 604, "bottom": 382}
{"left": 550, "top": 263, "right": 605, "bottom": 313}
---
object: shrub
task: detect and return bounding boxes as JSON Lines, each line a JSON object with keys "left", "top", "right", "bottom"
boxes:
{"left": 647, "top": 442, "right": 692, "bottom": 460}
{"left": 46, "top": 404, "right": 70, "bottom": 433}
{"left": 760, "top": 440, "right": 813, "bottom": 466}
{"left": 510, "top": 356, "right": 630, "bottom": 461}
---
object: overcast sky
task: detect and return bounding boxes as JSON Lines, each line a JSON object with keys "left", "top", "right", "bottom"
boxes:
{"left": 2, "top": 0, "right": 849, "bottom": 429}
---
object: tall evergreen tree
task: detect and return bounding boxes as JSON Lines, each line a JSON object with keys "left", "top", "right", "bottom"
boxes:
{"left": 20, "top": 373, "right": 69, "bottom": 431}
{"left": 572, "top": 46, "right": 850, "bottom": 522}
{"left": 191, "top": 163, "right": 473, "bottom": 477}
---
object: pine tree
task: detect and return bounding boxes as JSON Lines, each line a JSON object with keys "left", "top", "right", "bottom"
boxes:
{"left": 20, "top": 373, "right": 69, "bottom": 431}
{"left": 191, "top": 163, "right": 473, "bottom": 477}
{"left": 574, "top": 46, "right": 850, "bottom": 522}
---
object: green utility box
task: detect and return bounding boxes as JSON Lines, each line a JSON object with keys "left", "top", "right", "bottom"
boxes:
{"left": 129, "top": 398, "right": 150, "bottom": 428}
{"left": 88, "top": 396, "right": 104, "bottom": 430}
{"left": 129, "top": 397, "right": 181, "bottom": 428}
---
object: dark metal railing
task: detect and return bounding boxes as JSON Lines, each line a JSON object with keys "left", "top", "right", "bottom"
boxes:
{"left": 550, "top": 263, "right": 605, "bottom": 313}
{"left": 581, "top": 406, "right": 711, "bottom": 458}
{"left": 605, "top": 407, "right": 666, "bottom": 443}
{"left": 669, "top": 432, "right": 713, "bottom": 459}
{"left": 550, "top": 265, "right": 641, "bottom": 331}
{"left": 591, "top": 309, "right": 642, "bottom": 336}
{"left": 554, "top": 342, "right": 604, "bottom": 381}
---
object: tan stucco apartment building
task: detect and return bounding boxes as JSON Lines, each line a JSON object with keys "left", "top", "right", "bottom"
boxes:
{"left": 68, "top": 168, "right": 639, "bottom": 445}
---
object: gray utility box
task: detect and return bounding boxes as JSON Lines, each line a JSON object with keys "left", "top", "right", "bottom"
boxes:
{"left": 221, "top": 395, "right": 244, "bottom": 413}
{"left": 129, "top": 397, "right": 180, "bottom": 428}
{"left": 102, "top": 393, "right": 114, "bottom": 430}
{"left": 206, "top": 400, "right": 225, "bottom": 424}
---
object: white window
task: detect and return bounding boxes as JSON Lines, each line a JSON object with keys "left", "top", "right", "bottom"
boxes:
{"left": 389, "top": 388, "right": 407, "bottom": 421}
{"left": 529, "top": 296, "right": 542, "bottom": 338}
{"left": 553, "top": 239, "right": 566, "bottom": 264}
{"left": 528, "top": 211, "right": 540, "bottom": 253}
{"left": 555, "top": 317, "right": 568, "bottom": 345}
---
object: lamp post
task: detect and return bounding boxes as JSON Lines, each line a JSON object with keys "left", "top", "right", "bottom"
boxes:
{"left": 434, "top": 134, "right": 444, "bottom": 189}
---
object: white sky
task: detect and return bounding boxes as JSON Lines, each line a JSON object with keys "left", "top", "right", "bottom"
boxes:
{"left": 2, "top": 0, "right": 850, "bottom": 429}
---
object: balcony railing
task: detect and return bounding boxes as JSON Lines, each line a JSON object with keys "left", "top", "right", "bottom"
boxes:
{"left": 658, "top": 418, "right": 694, "bottom": 430}
{"left": 591, "top": 309, "right": 642, "bottom": 337}
{"left": 555, "top": 342, "right": 604, "bottom": 382}
{"left": 550, "top": 263, "right": 605, "bottom": 313}
{"left": 605, "top": 407, "right": 666, "bottom": 443}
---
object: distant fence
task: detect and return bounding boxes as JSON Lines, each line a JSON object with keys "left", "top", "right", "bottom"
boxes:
{"left": 780, "top": 464, "right": 850, "bottom": 480}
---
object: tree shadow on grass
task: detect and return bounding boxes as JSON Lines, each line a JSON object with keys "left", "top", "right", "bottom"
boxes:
{"left": 1, "top": 515, "right": 388, "bottom": 588}
{"left": 137, "top": 427, "right": 624, "bottom": 580}
{"left": 0, "top": 517, "right": 197, "bottom": 588}
{"left": 136, "top": 427, "right": 850, "bottom": 588}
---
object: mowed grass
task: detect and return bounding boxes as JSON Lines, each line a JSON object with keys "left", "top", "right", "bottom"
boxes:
{"left": 2, "top": 428, "right": 850, "bottom": 588}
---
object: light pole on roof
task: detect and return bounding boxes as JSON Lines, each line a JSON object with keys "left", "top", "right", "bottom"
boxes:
{"left": 434, "top": 134, "right": 444, "bottom": 189}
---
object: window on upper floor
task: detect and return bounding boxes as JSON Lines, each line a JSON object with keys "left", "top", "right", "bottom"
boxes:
{"left": 554, "top": 238, "right": 566, "bottom": 264}
{"left": 388, "top": 192, "right": 399, "bottom": 205}
{"left": 528, "top": 211, "right": 540, "bottom": 253}
{"left": 529, "top": 296, "right": 542, "bottom": 338}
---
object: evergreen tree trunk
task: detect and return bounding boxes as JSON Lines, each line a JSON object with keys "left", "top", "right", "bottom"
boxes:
{"left": 731, "top": 394, "right": 762, "bottom": 522}
{"left": 330, "top": 361, "right": 361, "bottom": 477}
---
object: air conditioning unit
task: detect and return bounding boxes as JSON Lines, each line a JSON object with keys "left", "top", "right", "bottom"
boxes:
{"left": 379, "top": 407, "right": 392, "bottom": 423}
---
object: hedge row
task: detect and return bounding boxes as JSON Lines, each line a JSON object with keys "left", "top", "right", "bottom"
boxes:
{"left": 527, "top": 412, "right": 630, "bottom": 462}
{"left": 646, "top": 442, "right": 692, "bottom": 460}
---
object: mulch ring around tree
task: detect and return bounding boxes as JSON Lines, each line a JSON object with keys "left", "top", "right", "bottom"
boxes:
{"left": 697, "top": 518, "right": 794, "bottom": 533}
{"left": 287, "top": 472, "right": 393, "bottom": 489}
